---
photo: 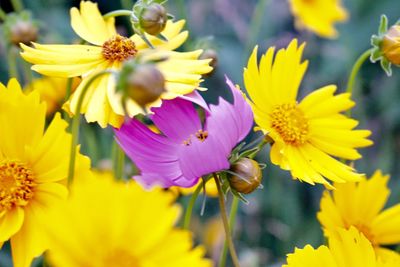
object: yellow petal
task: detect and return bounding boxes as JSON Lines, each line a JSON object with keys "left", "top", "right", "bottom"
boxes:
{"left": 70, "top": 1, "right": 116, "bottom": 45}
{"left": 0, "top": 207, "right": 24, "bottom": 242}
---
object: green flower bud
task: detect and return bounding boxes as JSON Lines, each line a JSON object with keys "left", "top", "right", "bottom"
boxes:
{"left": 228, "top": 158, "right": 262, "bottom": 194}
{"left": 139, "top": 3, "right": 167, "bottom": 36}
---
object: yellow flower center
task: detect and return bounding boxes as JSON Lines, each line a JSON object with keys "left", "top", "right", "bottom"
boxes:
{"left": 352, "top": 224, "right": 376, "bottom": 246}
{"left": 270, "top": 103, "right": 309, "bottom": 146}
{"left": 102, "top": 35, "right": 137, "bottom": 62}
{"left": 183, "top": 130, "right": 209, "bottom": 146}
{"left": 0, "top": 160, "right": 36, "bottom": 212}
{"left": 301, "top": 0, "right": 316, "bottom": 5}
{"left": 103, "top": 249, "right": 140, "bottom": 267}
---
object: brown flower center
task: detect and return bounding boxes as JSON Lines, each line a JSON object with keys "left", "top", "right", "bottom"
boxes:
{"left": 270, "top": 103, "right": 309, "bottom": 146}
{"left": 0, "top": 160, "right": 36, "bottom": 212}
{"left": 102, "top": 35, "right": 137, "bottom": 62}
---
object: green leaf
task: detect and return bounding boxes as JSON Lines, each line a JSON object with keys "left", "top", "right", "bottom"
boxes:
{"left": 371, "top": 35, "right": 381, "bottom": 47}
{"left": 231, "top": 190, "right": 249, "bottom": 204}
{"left": 381, "top": 58, "right": 392, "bottom": 76}
{"left": 379, "top": 15, "right": 388, "bottom": 35}
{"left": 370, "top": 48, "right": 382, "bottom": 62}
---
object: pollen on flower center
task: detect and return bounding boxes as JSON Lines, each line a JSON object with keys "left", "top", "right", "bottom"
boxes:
{"left": 182, "top": 130, "right": 209, "bottom": 146}
{"left": 103, "top": 249, "right": 139, "bottom": 267}
{"left": 102, "top": 35, "right": 137, "bottom": 62}
{"left": 270, "top": 103, "right": 309, "bottom": 146}
{"left": 0, "top": 160, "right": 36, "bottom": 212}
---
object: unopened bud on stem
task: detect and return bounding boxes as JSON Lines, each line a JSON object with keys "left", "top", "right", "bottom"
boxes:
{"left": 382, "top": 25, "right": 400, "bottom": 65}
{"left": 228, "top": 158, "right": 262, "bottom": 194}
{"left": 139, "top": 3, "right": 167, "bottom": 36}
{"left": 125, "top": 64, "right": 166, "bottom": 107}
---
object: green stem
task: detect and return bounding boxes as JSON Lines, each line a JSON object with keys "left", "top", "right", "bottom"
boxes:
{"left": 10, "top": 0, "right": 24, "bottom": 12}
{"left": 346, "top": 49, "right": 372, "bottom": 95}
{"left": 7, "top": 46, "right": 18, "bottom": 79}
{"left": 345, "top": 49, "right": 371, "bottom": 117}
{"left": 244, "top": 0, "right": 270, "bottom": 56}
{"left": 183, "top": 182, "right": 203, "bottom": 230}
{"left": 67, "top": 71, "right": 113, "bottom": 186}
{"left": 23, "top": 61, "right": 33, "bottom": 86}
{"left": 213, "top": 173, "right": 241, "bottom": 267}
{"left": 113, "top": 141, "right": 125, "bottom": 180}
{"left": 103, "top": 10, "right": 133, "bottom": 20}
{"left": 0, "top": 8, "right": 7, "bottom": 21}
{"left": 219, "top": 196, "right": 240, "bottom": 267}
{"left": 63, "top": 78, "right": 74, "bottom": 122}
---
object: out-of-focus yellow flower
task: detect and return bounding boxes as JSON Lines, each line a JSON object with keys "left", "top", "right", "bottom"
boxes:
{"left": 0, "top": 79, "right": 91, "bottom": 267}
{"left": 244, "top": 39, "right": 372, "bottom": 186}
{"left": 288, "top": 0, "right": 348, "bottom": 38}
{"left": 21, "top": 1, "right": 212, "bottom": 128}
{"left": 283, "top": 227, "right": 400, "bottom": 267}
{"left": 318, "top": 170, "right": 400, "bottom": 258}
{"left": 44, "top": 173, "right": 212, "bottom": 267}
{"left": 170, "top": 178, "right": 218, "bottom": 198}
{"left": 24, "top": 77, "right": 80, "bottom": 117}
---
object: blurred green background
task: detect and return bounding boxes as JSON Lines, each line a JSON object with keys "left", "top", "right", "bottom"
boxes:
{"left": 1, "top": 0, "right": 400, "bottom": 266}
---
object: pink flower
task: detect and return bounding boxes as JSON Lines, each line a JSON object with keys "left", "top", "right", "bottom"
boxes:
{"left": 115, "top": 77, "right": 254, "bottom": 188}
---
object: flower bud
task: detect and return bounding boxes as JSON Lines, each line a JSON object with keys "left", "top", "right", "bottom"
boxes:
{"left": 228, "top": 158, "right": 262, "bottom": 194}
{"left": 382, "top": 25, "right": 400, "bottom": 65}
{"left": 10, "top": 20, "right": 38, "bottom": 45}
{"left": 125, "top": 64, "right": 166, "bottom": 107}
{"left": 200, "top": 49, "right": 218, "bottom": 69}
{"left": 139, "top": 3, "right": 167, "bottom": 36}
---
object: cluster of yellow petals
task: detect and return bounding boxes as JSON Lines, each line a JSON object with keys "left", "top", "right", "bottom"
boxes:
{"left": 244, "top": 39, "right": 372, "bottom": 186}
{"left": 284, "top": 227, "right": 400, "bottom": 267}
{"left": 0, "top": 79, "right": 91, "bottom": 267}
{"left": 288, "top": 0, "right": 348, "bottom": 38}
{"left": 21, "top": 1, "right": 212, "bottom": 128}
{"left": 318, "top": 170, "right": 400, "bottom": 258}
{"left": 43, "top": 173, "right": 212, "bottom": 267}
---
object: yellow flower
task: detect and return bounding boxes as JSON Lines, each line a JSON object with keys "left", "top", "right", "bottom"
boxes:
{"left": 244, "top": 40, "right": 372, "bottom": 186}
{"left": 317, "top": 170, "right": 400, "bottom": 257}
{"left": 283, "top": 227, "right": 400, "bottom": 267}
{"left": 44, "top": 173, "right": 212, "bottom": 267}
{"left": 171, "top": 178, "right": 218, "bottom": 198}
{"left": 24, "top": 77, "right": 80, "bottom": 117}
{"left": 20, "top": 1, "right": 212, "bottom": 128}
{"left": 0, "top": 79, "right": 91, "bottom": 267}
{"left": 288, "top": 0, "right": 348, "bottom": 38}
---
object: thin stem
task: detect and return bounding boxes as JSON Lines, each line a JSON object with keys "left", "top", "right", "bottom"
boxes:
{"left": 10, "top": 0, "right": 24, "bottom": 12}
{"left": 0, "top": 7, "right": 7, "bottom": 21}
{"left": 219, "top": 196, "right": 240, "bottom": 267}
{"left": 345, "top": 49, "right": 372, "bottom": 95}
{"left": 183, "top": 182, "right": 203, "bottom": 230}
{"left": 213, "top": 173, "right": 241, "bottom": 267}
{"left": 63, "top": 78, "right": 73, "bottom": 122}
{"left": 67, "top": 71, "right": 112, "bottom": 186}
{"left": 103, "top": 10, "right": 133, "bottom": 20}
{"left": 345, "top": 49, "right": 372, "bottom": 117}
{"left": 113, "top": 141, "right": 125, "bottom": 180}
{"left": 244, "top": 0, "right": 270, "bottom": 57}
{"left": 23, "top": 61, "right": 33, "bottom": 86}
{"left": 7, "top": 46, "right": 18, "bottom": 79}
